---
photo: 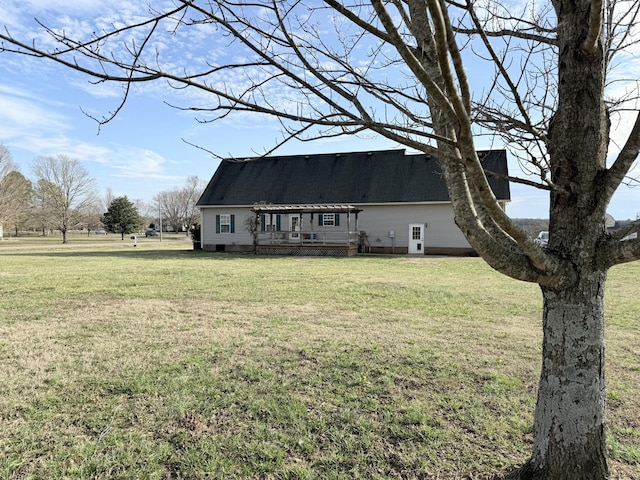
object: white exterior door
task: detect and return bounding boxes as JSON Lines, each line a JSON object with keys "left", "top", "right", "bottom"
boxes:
{"left": 289, "top": 214, "right": 301, "bottom": 241}
{"left": 408, "top": 223, "right": 424, "bottom": 254}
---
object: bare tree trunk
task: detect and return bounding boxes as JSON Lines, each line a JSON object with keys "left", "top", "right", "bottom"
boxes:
{"left": 522, "top": 271, "right": 608, "bottom": 479}
{"left": 518, "top": 0, "right": 612, "bottom": 474}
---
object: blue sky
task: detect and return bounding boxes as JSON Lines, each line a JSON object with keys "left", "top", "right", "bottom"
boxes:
{"left": 0, "top": 0, "right": 638, "bottom": 220}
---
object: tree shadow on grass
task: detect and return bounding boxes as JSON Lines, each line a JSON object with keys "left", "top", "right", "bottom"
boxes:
{"left": 490, "top": 467, "right": 523, "bottom": 480}
{"left": 0, "top": 248, "right": 239, "bottom": 260}
{"left": 399, "top": 467, "right": 523, "bottom": 479}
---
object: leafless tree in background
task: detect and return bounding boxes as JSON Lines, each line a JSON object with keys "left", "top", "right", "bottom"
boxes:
{"left": 154, "top": 189, "right": 183, "bottom": 232}
{"left": 0, "top": 144, "right": 16, "bottom": 182}
{"left": 0, "top": 144, "right": 32, "bottom": 238}
{"left": 155, "top": 176, "right": 206, "bottom": 234}
{"left": 182, "top": 176, "right": 207, "bottom": 234}
{"left": 31, "top": 155, "right": 97, "bottom": 243}
{"left": 102, "top": 188, "right": 116, "bottom": 214}
{"left": 2, "top": 0, "right": 640, "bottom": 477}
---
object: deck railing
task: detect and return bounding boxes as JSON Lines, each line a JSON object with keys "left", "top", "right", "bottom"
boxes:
{"left": 256, "top": 230, "right": 359, "bottom": 246}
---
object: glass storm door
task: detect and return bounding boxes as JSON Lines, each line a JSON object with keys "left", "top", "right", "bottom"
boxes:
{"left": 289, "top": 214, "right": 301, "bottom": 241}
{"left": 408, "top": 223, "right": 424, "bottom": 254}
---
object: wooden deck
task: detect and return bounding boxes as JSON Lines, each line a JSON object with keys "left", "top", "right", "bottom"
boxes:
{"left": 256, "top": 243, "right": 359, "bottom": 256}
{"left": 250, "top": 204, "right": 363, "bottom": 257}
{"left": 255, "top": 231, "right": 360, "bottom": 256}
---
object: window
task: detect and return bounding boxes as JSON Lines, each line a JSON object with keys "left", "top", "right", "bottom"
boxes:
{"left": 215, "top": 214, "right": 235, "bottom": 234}
{"left": 261, "top": 214, "right": 281, "bottom": 232}
{"left": 412, "top": 226, "right": 422, "bottom": 240}
{"left": 322, "top": 214, "right": 335, "bottom": 226}
{"left": 318, "top": 213, "right": 340, "bottom": 226}
{"left": 220, "top": 214, "right": 231, "bottom": 233}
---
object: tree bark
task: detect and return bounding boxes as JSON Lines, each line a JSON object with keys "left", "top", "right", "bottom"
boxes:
{"left": 522, "top": 271, "right": 608, "bottom": 479}
{"left": 517, "top": 0, "right": 612, "bottom": 474}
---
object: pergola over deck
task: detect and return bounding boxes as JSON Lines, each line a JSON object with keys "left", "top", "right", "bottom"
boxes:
{"left": 250, "top": 204, "right": 363, "bottom": 256}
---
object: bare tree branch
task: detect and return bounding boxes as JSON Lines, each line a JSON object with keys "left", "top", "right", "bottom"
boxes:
{"left": 583, "top": 0, "right": 605, "bottom": 54}
{"left": 603, "top": 111, "right": 640, "bottom": 202}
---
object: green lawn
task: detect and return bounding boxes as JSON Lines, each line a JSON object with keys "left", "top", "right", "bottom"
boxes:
{"left": 0, "top": 242, "right": 638, "bottom": 479}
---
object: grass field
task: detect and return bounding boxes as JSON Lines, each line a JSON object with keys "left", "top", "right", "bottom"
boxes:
{"left": 0, "top": 237, "right": 639, "bottom": 479}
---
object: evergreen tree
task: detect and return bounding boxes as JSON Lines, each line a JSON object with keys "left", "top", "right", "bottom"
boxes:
{"left": 103, "top": 196, "right": 142, "bottom": 240}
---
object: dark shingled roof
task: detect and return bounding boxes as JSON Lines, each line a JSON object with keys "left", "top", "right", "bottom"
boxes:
{"left": 197, "top": 149, "right": 510, "bottom": 206}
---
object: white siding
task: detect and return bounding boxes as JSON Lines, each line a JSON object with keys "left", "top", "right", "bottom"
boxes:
{"left": 202, "top": 208, "right": 361, "bottom": 247}
{"left": 200, "top": 202, "right": 509, "bottom": 252}
{"left": 201, "top": 207, "right": 255, "bottom": 247}
{"left": 356, "top": 203, "right": 470, "bottom": 249}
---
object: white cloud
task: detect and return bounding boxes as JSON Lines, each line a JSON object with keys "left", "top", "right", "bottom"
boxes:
{"left": 68, "top": 79, "right": 127, "bottom": 100}
{"left": 95, "top": 148, "right": 172, "bottom": 179}
{"left": 0, "top": 3, "right": 23, "bottom": 29}
{"left": 24, "top": 0, "right": 131, "bottom": 15}
{"left": 0, "top": 85, "right": 70, "bottom": 144}
{"left": 0, "top": 82, "right": 176, "bottom": 185}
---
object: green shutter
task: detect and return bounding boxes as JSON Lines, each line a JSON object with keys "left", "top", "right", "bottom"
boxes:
{"left": 216, "top": 215, "right": 220, "bottom": 234}
{"left": 318, "top": 215, "right": 323, "bottom": 226}
{"left": 276, "top": 215, "right": 281, "bottom": 231}
{"left": 260, "top": 214, "right": 265, "bottom": 232}
{"left": 335, "top": 214, "right": 340, "bottom": 226}
{"left": 230, "top": 215, "right": 235, "bottom": 233}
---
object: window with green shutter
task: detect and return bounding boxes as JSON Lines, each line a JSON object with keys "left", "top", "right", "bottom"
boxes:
{"left": 261, "top": 214, "right": 280, "bottom": 232}
{"left": 217, "top": 214, "right": 234, "bottom": 233}
{"left": 321, "top": 213, "right": 338, "bottom": 226}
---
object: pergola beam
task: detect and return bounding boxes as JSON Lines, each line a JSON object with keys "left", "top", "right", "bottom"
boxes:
{"left": 251, "top": 204, "right": 363, "bottom": 214}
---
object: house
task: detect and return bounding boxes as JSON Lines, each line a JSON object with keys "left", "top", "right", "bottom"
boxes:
{"left": 196, "top": 149, "right": 510, "bottom": 256}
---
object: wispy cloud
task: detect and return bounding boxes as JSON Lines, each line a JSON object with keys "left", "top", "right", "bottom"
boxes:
{"left": 0, "top": 85, "right": 70, "bottom": 146}
{"left": 24, "top": 0, "right": 107, "bottom": 12}
{"left": 95, "top": 147, "right": 177, "bottom": 181}
{"left": 0, "top": 82, "right": 175, "bottom": 182}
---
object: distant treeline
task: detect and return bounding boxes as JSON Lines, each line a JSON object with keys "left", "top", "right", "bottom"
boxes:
{"left": 513, "top": 219, "right": 549, "bottom": 238}
{"left": 514, "top": 218, "right": 636, "bottom": 239}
